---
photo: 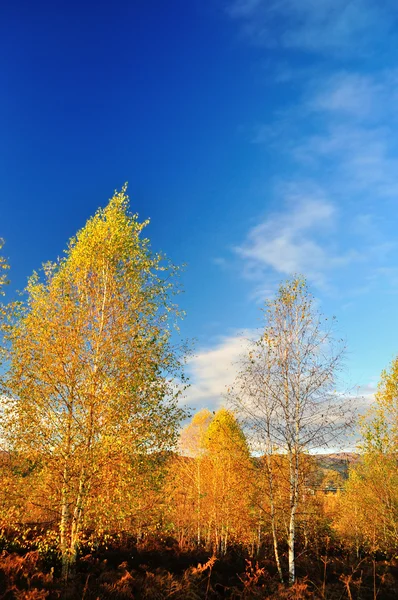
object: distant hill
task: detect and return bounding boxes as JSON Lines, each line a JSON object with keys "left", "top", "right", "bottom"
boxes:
{"left": 314, "top": 452, "right": 360, "bottom": 479}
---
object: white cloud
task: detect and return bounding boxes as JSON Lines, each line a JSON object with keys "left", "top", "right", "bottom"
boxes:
{"left": 234, "top": 194, "right": 356, "bottom": 288}
{"left": 184, "top": 334, "right": 375, "bottom": 451}
{"left": 185, "top": 331, "right": 254, "bottom": 410}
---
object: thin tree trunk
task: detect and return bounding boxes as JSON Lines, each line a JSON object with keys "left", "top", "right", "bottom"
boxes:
{"left": 60, "top": 411, "right": 73, "bottom": 579}
{"left": 206, "top": 523, "right": 211, "bottom": 551}
{"left": 60, "top": 466, "right": 70, "bottom": 579}
{"left": 266, "top": 454, "right": 284, "bottom": 583}
{"left": 256, "top": 509, "right": 261, "bottom": 557}
{"left": 214, "top": 526, "right": 219, "bottom": 556}
{"left": 68, "top": 468, "right": 86, "bottom": 572}
{"left": 197, "top": 459, "right": 201, "bottom": 546}
{"left": 288, "top": 451, "right": 299, "bottom": 585}
{"left": 288, "top": 504, "right": 296, "bottom": 585}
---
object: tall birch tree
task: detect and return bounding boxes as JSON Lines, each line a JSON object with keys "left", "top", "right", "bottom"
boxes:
{"left": 0, "top": 188, "right": 187, "bottom": 576}
{"left": 230, "top": 277, "right": 351, "bottom": 584}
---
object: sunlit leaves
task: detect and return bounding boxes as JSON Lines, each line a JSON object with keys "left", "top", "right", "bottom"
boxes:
{"left": 1, "top": 187, "right": 187, "bottom": 570}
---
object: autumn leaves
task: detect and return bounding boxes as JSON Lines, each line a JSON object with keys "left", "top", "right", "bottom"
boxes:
{"left": 0, "top": 189, "right": 397, "bottom": 590}
{"left": 0, "top": 189, "right": 187, "bottom": 575}
{"left": 167, "top": 408, "right": 253, "bottom": 556}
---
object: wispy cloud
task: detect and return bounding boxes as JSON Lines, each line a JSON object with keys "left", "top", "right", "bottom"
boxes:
{"left": 234, "top": 193, "right": 357, "bottom": 289}
{"left": 296, "top": 125, "right": 398, "bottom": 199}
{"left": 226, "top": 0, "right": 395, "bottom": 57}
{"left": 309, "top": 73, "right": 381, "bottom": 118}
{"left": 227, "top": 0, "right": 263, "bottom": 18}
{"left": 239, "top": 66, "right": 398, "bottom": 296}
{"left": 291, "top": 71, "right": 398, "bottom": 200}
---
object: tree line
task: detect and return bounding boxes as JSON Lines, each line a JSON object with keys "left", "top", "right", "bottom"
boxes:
{"left": 0, "top": 188, "right": 397, "bottom": 593}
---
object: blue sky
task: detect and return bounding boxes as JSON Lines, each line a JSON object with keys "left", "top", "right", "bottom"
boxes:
{"left": 2, "top": 0, "right": 398, "bottom": 415}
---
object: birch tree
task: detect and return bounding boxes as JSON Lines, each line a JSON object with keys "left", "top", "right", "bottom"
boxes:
{"left": 230, "top": 277, "right": 351, "bottom": 584}
{"left": 167, "top": 408, "right": 253, "bottom": 552}
{"left": 178, "top": 408, "right": 213, "bottom": 546}
{"left": 336, "top": 356, "right": 398, "bottom": 553}
{"left": 0, "top": 187, "right": 187, "bottom": 576}
{"left": 203, "top": 408, "right": 253, "bottom": 555}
